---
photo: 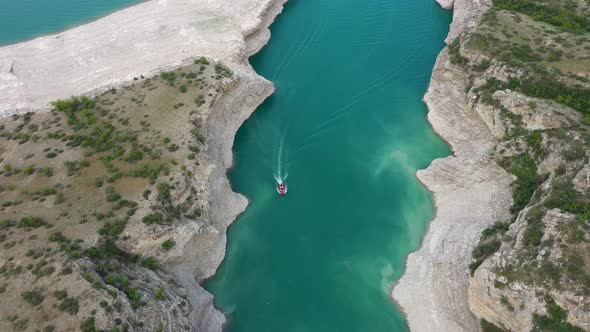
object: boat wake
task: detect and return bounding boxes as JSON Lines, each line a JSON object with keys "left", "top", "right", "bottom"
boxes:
{"left": 274, "top": 138, "right": 288, "bottom": 195}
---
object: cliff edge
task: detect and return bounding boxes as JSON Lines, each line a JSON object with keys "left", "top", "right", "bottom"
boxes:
{"left": 394, "top": 0, "right": 590, "bottom": 331}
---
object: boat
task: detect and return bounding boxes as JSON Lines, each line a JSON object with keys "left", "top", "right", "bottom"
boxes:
{"left": 277, "top": 182, "right": 287, "bottom": 195}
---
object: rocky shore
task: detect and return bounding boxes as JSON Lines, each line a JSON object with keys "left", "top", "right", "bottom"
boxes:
{"left": 0, "top": 0, "right": 286, "bottom": 330}
{"left": 392, "top": 1, "right": 513, "bottom": 331}
{"left": 394, "top": 0, "right": 590, "bottom": 331}
{"left": 0, "top": 0, "right": 284, "bottom": 115}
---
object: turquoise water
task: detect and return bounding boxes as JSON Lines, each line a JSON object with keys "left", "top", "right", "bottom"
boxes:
{"left": 206, "top": 0, "right": 451, "bottom": 331}
{"left": 1, "top": 0, "right": 451, "bottom": 330}
{"left": 0, "top": 0, "right": 142, "bottom": 46}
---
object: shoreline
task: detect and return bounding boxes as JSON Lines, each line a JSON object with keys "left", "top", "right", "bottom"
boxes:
{"left": 0, "top": 0, "right": 286, "bottom": 330}
{"left": 392, "top": 0, "right": 514, "bottom": 331}
{"left": 0, "top": 0, "right": 149, "bottom": 48}
{"left": 0, "top": 0, "right": 283, "bottom": 116}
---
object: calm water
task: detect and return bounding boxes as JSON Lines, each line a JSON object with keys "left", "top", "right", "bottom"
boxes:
{"left": 0, "top": 0, "right": 142, "bottom": 45}
{"left": 1, "top": 0, "right": 451, "bottom": 330}
{"left": 206, "top": 0, "right": 451, "bottom": 331}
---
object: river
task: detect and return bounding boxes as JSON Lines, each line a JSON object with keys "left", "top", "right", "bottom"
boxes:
{"left": 0, "top": 0, "right": 451, "bottom": 330}
{"left": 205, "top": 0, "right": 451, "bottom": 331}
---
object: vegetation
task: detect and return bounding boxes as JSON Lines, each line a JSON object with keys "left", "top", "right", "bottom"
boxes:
{"left": 449, "top": 37, "right": 469, "bottom": 66}
{"left": 0, "top": 59, "right": 223, "bottom": 330}
{"left": 493, "top": 0, "right": 590, "bottom": 33}
{"left": 161, "top": 239, "right": 176, "bottom": 250}
{"left": 22, "top": 289, "right": 44, "bottom": 306}
{"left": 470, "top": 221, "right": 510, "bottom": 274}
{"left": 532, "top": 297, "right": 584, "bottom": 331}
{"left": 500, "top": 154, "right": 546, "bottom": 214}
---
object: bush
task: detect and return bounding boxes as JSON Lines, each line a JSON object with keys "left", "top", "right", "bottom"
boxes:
{"left": 42, "top": 167, "right": 53, "bottom": 177}
{"left": 23, "top": 165, "right": 35, "bottom": 175}
{"left": 80, "top": 317, "right": 96, "bottom": 332}
{"left": 161, "top": 239, "right": 176, "bottom": 250}
{"left": 155, "top": 287, "right": 167, "bottom": 301}
{"left": 195, "top": 95, "right": 205, "bottom": 106}
{"left": 449, "top": 37, "right": 469, "bottom": 66}
{"left": 544, "top": 179, "right": 589, "bottom": 214}
{"left": 532, "top": 296, "right": 584, "bottom": 331}
{"left": 194, "top": 56, "right": 209, "bottom": 65}
{"left": 157, "top": 182, "right": 171, "bottom": 203}
{"left": 13, "top": 319, "right": 29, "bottom": 331}
{"left": 58, "top": 297, "right": 79, "bottom": 315}
{"left": 53, "top": 289, "right": 68, "bottom": 300}
{"left": 126, "top": 288, "right": 142, "bottom": 309}
{"left": 18, "top": 217, "right": 45, "bottom": 229}
{"left": 493, "top": 0, "right": 590, "bottom": 33}
{"left": 22, "top": 289, "right": 44, "bottom": 306}
{"left": 215, "top": 63, "right": 233, "bottom": 78}
{"left": 142, "top": 257, "right": 158, "bottom": 270}
{"left": 98, "top": 219, "right": 127, "bottom": 237}
{"left": 127, "top": 149, "right": 144, "bottom": 163}
{"left": 105, "top": 186, "right": 121, "bottom": 202}
{"left": 500, "top": 154, "right": 545, "bottom": 214}
{"left": 142, "top": 212, "right": 165, "bottom": 225}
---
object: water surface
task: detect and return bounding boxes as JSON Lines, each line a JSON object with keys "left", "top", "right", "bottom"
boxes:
{"left": 0, "top": 0, "right": 452, "bottom": 330}
{"left": 0, "top": 0, "right": 142, "bottom": 46}
{"left": 206, "top": 0, "right": 451, "bottom": 331}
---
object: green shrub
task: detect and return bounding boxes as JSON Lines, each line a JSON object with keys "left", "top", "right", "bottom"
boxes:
{"left": 195, "top": 95, "right": 205, "bottom": 106}
{"left": 544, "top": 179, "right": 589, "bottom": 214}
{"left": 215, "top": 63, "right": 233, "bottom": 77}
{"left": 22, "top": 289, "right": 44, "bottom": 306}
{"left": 105, "top": 186, "right": 121, "bottom": 202}
{"left": 449, "top": 37, "right": 469, "bottom": 66}
{"left": 142, "top": 212, "right": 166, "bottom": 225}
{"left": 98, "top": 219, "right": 127, "bottom": 237}
{"left": 500, "top": 154, "right": 545, "bottom": 214}
{"left": 154, "top": 287, "right": 167, "bottom": 301}
{"left": 13, "top": 319, "right": 29, "bottom": 331}
{"left": 126, "top": 288, "right": 142, "bottom": 309}
{"left": 493, "top": 0, "right": 590, "bottom": 33}
{"left": 127, "top": 149, "right": 144, "bottom": 163}
{"left": 42, "top": 167, "right": 54, "bottom": 177}
{"left": 23, "top": 165, "right": 35, "bottom": 175}
{"left": 532, "top": 296, "right": 584, "bottom": 331}
{"left": 18, "top": 217, "right": 46, "bottom": 229}
{"left": 194, "top": 56, "right": 209, "bottom": 65}
{"left": 525, "top": 130, "right": 543, "bottom": 157}
{"left": 142, "top": 256, "right": 158, "bottom": 270}
{"left": 80, "top": 317, "right": 96, "bottom": 332}
{"left": 157, "top": 182, "right": 171, "bottom": 203}
{"left": 53, "top": 290, "right": 68, "bottom": 300}
{"left": 58, "top": 297, "right": 79, "bottom": 315}
{"left": 161, "top": 239, "right": 176, "bottom": 250}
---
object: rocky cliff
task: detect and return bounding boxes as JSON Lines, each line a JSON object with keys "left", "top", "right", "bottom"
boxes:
{"left": 0, "top": 0, "right": 286, "bottom": 331}
{"left": 394, "top": 0, "right": 590, "bottom": 331}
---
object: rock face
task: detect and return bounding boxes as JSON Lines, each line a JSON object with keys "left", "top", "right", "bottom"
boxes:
{"left": 444, "top": 0, "right": 491, "bottom": 43}
{"left": 162, "top": 69, "right": 275, "bottom": 331}
{"left": 392, "top": 47, "right": 513, "bottom": 332}
{"left": 395, "top": 1, "right": 590, "bottom": 331}
{"left": 392, "top": 2, "right": 513, "bottom": 330}
{"left": 0, "top": 0, "right": 286, "bottom": 331}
